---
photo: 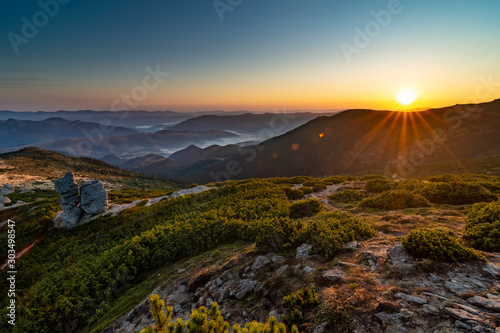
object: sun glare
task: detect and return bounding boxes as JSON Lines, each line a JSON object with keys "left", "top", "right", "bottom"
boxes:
{"left": 396, "top": 88, "right": 418, "bottom": 106}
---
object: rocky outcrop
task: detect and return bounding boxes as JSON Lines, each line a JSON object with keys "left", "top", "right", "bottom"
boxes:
{"left": 54, "top": 172, "right": 108, "bottom": 228}
{"left": 296, "top": 243, "right": 313, "bottom": 259}
{"left": 80, "top": 180, "right": 108, "bottom": 215}
{"left": 0, "top": 184, "right": 13, "bottom": 195}
{"left": 54, "top": 172, "right": 82, "bottom": 228}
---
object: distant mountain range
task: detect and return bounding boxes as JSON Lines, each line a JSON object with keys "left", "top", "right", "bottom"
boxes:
{"left": 167, "top": 112, "right": 336, "bottom": 134}
{"left": 0, "top": 117, "right": 137, "bottom": 148}
{"left": 29, "top": 130, "right": 237, "bottom": 159}
{"left": 104, "top": 144, "right": 240, "bottom": 180}
{"left": 190, "top": 99, "right": 500, "bottom": 182}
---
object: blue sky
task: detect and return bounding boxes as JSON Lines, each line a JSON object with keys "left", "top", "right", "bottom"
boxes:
{"left": 1, "top": 0, "right": 500, "bottom": 111}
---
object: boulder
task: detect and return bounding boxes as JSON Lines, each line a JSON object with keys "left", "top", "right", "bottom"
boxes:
{"left": 0, "top": 188, "right": 12, "bottom": 195}
{"left": 251, "top": 255, "right": 272, "bottom": 271}
{"left": 468, "top": 295, "right": 500, "bottom": 313}
{"left": 80, "top": 180, "right": 108, "bottom": 215}
{"left": 386, "top": 244, "right": 414, "bottom": 275}
{"left": 3, "top": 183, "right": 13, "bottom": 191}
{"left": 422, "top": 304, "right": 440, "bottom": 316}
{"left": 395, "top": 293, "right": 427, "bottom": 305}
{"left": 0, "top": 195, "right": 11, "bottom": 204}
{"left": 303, "top": 266, "right": 315, "bottom": 274}
{"left": 343, "top": 241, "right": 360, "bottom": 252}
{"left": 54, "top": 172, "right": 83, "bottom": 228}
{"left": 322, "top": 269, "right": 347, "bottom": 283}
{"left": 296, "top": 243, "right": 313, "bottom": 259}
{"left": 236, "top": 279, "right": 259, "bottom": 299}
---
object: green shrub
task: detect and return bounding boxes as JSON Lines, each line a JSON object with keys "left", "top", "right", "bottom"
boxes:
{"left": 323, "top": 175, "right": 357, "bottom": 184}
{"left": 282, "top": 286, "right": 319, "bottom": 330}
{"left": 108, "top": 189, "right": 172, "bottom": 204}
{"left": 141, "top": 294, "right": 291, "bottom": 333}
{"left": 402, "top": 229, "right": 484, "bottom": 262}
{"left": 359, "top": 189, "right": 431, "bottom": 210}
{"left": 462, "top": 201, "right": 500, "bottom": 252}
{"left": 360, "top": 175, "right": 389, "bottom": 181}
{"left": 328, "top": 190, "right": 366, "bottom": 203}
{"left": 398, "top": 181, "right": 497, "bottom": 205}
{"left": 256, "top": 217, "right": 301, "bottom": 252}
{"left": 300, "top": 187, "right": 313, "bottom": 195}
{"left": 289, "top": 198, "right": 323, "bottom": 219}
{"left": 284, "top": 187, "right": 305, "bottom": 200}
{"left": 303, "top": 211, "right": 375, "bottom": 258}
{"left": 365, "top": 178, "right": 395, "bottom": 193}
{"left": 312, "top": 184, "right": 327, "bottom": 192}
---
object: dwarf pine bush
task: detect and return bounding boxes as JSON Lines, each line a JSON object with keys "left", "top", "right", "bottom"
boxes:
{"left": 359, "top": 189, "right": 431, "bottom": 210}
{"left": 289, "top": 198, "right": 323, "bottom": 218}
{"left": 463, "top": 201, "right": 500, "bottom": 252}
{"left": 402, "top": 229, "right": 484, "bottom": 262}
{"left": 141, "top": 294, "right": 292, "bottom": 333}
{"left": 365, "top": 178, "right": 395, "bottom": 193}
{"left": 328, "top": 189, "right": 366, "bottom": 203}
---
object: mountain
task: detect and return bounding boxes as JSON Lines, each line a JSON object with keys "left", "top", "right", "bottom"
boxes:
{"left": 0, "top": 110, "right": 193, "bottom": 128}
{"left": 113, "top": 144, "right": 240, "bottom": 179}
{"left": 167, "top": 112, "right": 336, "bottom": 134}
{"left": 168, "top": 144, "right": 239, "bottom": 165}
{"left": 193, "top": 100, "right": 500, "bottom": 182}
{"left": 0, "top": 117, "right": 138, "bottom": 148}
{"left": 0, "top": 147, "right": 180, "bottom": 190}
{"left": 16, "top": 130, "right": 237, "bottom": 159}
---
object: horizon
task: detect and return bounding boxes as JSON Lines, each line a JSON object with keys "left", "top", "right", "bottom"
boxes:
{"left": 2, "top": 1, "right": 500, "bottom": 111}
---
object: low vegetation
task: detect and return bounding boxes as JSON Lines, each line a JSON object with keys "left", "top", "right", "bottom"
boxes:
{"left": 463, "top": 201, "right": 500, "bottom": 252}
{"left": 359, "top": 189, "right": 431, "bottom": 210}
{"left": 289, "top": 198, "right": 323, "bottom": 219}
{"left": 141, "top": 294, "right": 292, "bottom": 333}
{"left": 365, "top": 178, "right": 395, "bottom": 193}
{"left": 281, "top": 286, "right": 319, "bottom": 330}
{"left": 108, "top": 189, "right": 173, "bottom": 204}
{"left": 402, "top": 229, "right": 484, "bottom": 262}
{"left": 328, "top": 189, "right": 366, "bottom": 203}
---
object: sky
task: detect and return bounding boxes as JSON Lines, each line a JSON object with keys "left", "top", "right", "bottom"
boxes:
{"left": 1, "top": 0, "right": 500, "bottom": 112}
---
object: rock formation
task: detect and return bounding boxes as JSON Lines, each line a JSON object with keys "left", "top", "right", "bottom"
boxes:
{"left": 0, "top": 183, "right": 13, "bottom": 195}
{"left": 54, "top": 172, "right": 82, "bottom": 228}
{"left": 80, "top": 180, "right": 108, "bottom": 215}
{"left": 54, "top": 172, "right": 108, "bottom": 228}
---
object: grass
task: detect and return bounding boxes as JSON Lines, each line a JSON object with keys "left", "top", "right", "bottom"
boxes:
{"left": 84, "top": 241, "right": 254, "bottom": 333}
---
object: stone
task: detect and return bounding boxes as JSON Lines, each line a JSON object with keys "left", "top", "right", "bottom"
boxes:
{"left": 342, "top": 241, "right": 360, "bottom": 252}
{"left": 468, "top": 295, "right": 500, "bottom": 313}
{"left": 0, "top": 195, "right": 11, "bottom": 204}
{"left": 303, "top": 266, "right": 315, "bottom": 274}
{"left": 322, "top": 269, "right": 347, "bottom": 283}
{"left": 337, "top": 261, "right": 360, "bottom": 269}
{"left": 422, "top": 304, "right": 440, "bottom": 316}
{"left": 80, "top": 180, "right": 108, "bottom": 215}
{"left": 296, "top": 244, "right": 313, "bottom": 259}
{"left": 0, "top": 188, "right": 12, "bottom": 195}
{"left": 215, "top": 278, "right": 223, "bottom": 286}
{"left": 394, "top": 293, "right": 427, "bottom": 305}
{"left": 251, "top": 255, "right": 272, "bottom": 271}
{"left": 312, "top": 322, "right": 327, "bottom": 333}
{"left": 275, "top": 265, "right": 288, "bottom": 275}
{"left": 483, "top": 263, "right": 500, "bottom": 278}
{"left": 236, "top": 279, "right": 258, "bottom": 299}
{"left": 374, "top": 312, "right": 400, "bottom": 326}
{"left": 54, "top": 171, "right": 82, "bottom": 228}
{"left": 19, "top": 189, "right": 32, "bottom": 194}
{"left": 269, "top": 310, "right": 281, "bottom": 322}
{"left": 386, "top": 243, "right": 414, "bottom": 275}
{"left": 445, "top": 281, "right": 472, "bottom": 295}
{"left": 268, "top": 253, "right": 285, "bottom": 263}
{"left": 205, "top": 298, "right": 213, "bottom": 308}
{"left": 444, "top": 307, "right": 489, "bottom": 325}
{"left": 3, "top": 183, "right": 13, "bottom": 191}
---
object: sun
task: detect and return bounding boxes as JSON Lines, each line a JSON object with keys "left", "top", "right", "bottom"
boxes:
{"left": 396, "top": 88, "right": 418, "bottom": 106}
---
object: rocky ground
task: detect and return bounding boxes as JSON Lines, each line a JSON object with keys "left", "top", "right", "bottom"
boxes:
{"left": 105, "top": 228, "right": 500, "bottom": 332}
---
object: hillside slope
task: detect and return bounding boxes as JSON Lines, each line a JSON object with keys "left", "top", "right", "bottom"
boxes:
{"left": 0, "top": 117, "right": 138, "bottom": 148}
{"left": 195, "top": 100, "right": 500, "bottom": 182}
